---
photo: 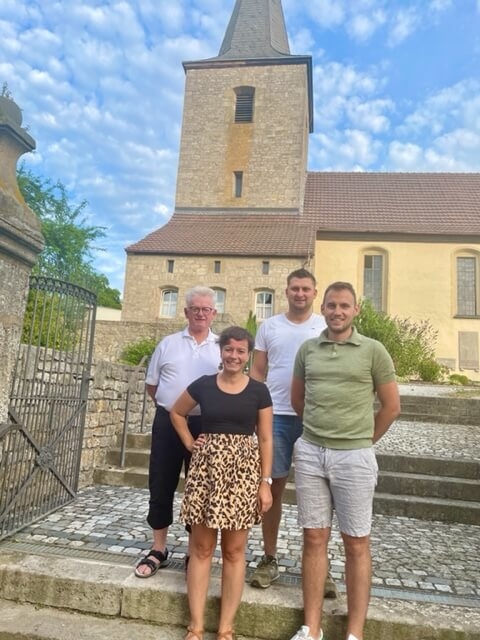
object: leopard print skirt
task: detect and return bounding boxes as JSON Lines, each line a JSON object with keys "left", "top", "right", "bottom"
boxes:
{"left": 180, "top": 433, "right": 261, "bottom": 530}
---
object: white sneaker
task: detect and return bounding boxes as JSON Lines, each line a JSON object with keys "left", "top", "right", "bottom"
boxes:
{"left": 290, "top": 626, "right": 323, "bottom": 640}
{"left": 346, "top": 635, "right": 359, "bottom": 640}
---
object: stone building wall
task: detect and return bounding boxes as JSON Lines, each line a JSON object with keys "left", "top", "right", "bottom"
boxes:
{"left": 122, "top": 254, "right": 308, "bottom": 323}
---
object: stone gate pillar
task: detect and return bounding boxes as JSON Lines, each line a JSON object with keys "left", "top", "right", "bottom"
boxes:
{"left": 0, "top": 96, "right": 44, "bottom": 423}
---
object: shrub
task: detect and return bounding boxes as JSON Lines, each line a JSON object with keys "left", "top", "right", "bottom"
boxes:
{"left": 120, "top": 337, "right": 157, "bottom": 365}
{"left": 354, "top": 299, "right": 439, "bottom": 380}
{"left": 449, "top": 373, "right": 470, "bottom": 386}
{"left": 417, "top": 358, "right": 443, "bottom": 382}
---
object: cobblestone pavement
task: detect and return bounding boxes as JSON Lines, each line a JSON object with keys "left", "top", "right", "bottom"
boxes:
{"left": 6, "top": 419, "right": 480, "bottom": 609}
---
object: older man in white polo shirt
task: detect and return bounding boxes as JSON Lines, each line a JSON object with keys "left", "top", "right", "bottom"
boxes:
{"left": 135, "top": 286, "right": 219, "bottom": 578}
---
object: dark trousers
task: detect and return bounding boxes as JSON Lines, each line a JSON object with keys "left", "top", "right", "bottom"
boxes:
{"left": 147, "top": 406, "right": 202, "bottom": 530}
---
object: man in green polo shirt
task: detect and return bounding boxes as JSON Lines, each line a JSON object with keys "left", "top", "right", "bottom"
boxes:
{"left": 289, "top": 281, "right": 400, "bottom": 640}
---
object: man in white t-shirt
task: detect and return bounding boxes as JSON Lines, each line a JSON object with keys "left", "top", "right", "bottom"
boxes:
{"left": 249, "top": 269, "right": 336, "bottom": 597}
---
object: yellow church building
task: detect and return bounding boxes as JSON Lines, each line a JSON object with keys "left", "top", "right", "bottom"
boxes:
{"left": 122, "top": 0, "right": 480, "bottom": 379}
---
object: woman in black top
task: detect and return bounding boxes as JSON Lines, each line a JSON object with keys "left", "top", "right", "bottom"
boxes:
{"left": 171, "top": 326, "right": 273, "bottom": 640}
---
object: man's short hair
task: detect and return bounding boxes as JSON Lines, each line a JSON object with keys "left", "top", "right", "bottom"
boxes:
{"left": 287, "top": 268, "right": 316, "bottom": 286}
{"left": 322, "top": 281, "right": 357, "bottom": 304}
{"left": 185, "top": 286, "right": 216, "bottom": 306}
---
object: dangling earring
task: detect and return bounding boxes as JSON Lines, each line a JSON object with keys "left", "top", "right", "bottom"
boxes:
{"left": 218, "top": 362, "right": 223, "bottom": 371}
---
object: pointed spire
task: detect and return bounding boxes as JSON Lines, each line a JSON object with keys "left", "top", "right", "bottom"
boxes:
{"left": 217, "top": 0, "right": 291, "bottom": 60}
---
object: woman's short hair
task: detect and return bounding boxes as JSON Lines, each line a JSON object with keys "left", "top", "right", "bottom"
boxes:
{"left": 218, "top": 326, "right": 255, "bottom": 352}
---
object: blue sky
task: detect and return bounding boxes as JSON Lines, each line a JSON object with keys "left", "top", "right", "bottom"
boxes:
{"left": 1, "top": 0, "right": 479, "bottom": 295}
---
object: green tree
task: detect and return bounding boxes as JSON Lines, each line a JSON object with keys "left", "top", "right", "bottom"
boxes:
{"left": 18, "top": 166, "right": 121, "bottom": 308}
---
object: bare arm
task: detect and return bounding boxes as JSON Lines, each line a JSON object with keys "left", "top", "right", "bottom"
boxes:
{"left": 373, "top": 381, "right": 401, "bottom": 443}
{"left": 170, "top": 391, "right": 199, "bottom": 452}
{"left": 291, "top": 376, "right": 306, "bottom": 418}
{"left": 250, "top": 350, "right": 268, "bottom": 382}
{"left": 256, "top": 405, "right": 273, "bottom": 514}
{"left": 145, "top": 384, "right": 157, "bottom": 402}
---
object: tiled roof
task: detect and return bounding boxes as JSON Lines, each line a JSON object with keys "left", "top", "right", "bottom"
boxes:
{"left": 126, "top": 212, "right": 314, "bottom": 257}
{"left": 214, "top": 0, "right": 291, "bottom": 61}
{"left": 306, "top": 172, "right": 480, "bottom": 236}
{"left": 126, "top": 172, "right": 480, "bottom": 257}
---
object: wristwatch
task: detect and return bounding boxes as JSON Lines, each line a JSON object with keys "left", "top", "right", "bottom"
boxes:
{"left": 261, "top": 476, "right": 273, "bottom": 485}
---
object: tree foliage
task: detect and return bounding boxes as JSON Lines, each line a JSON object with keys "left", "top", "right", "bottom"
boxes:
{"left": 18, "top": 166, "right": 121, "bottom": 308}
{"left": 354, "top": 299, "right": 443, "bottom": 381}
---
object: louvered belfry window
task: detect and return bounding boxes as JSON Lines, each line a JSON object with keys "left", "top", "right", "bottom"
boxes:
{"left": 234, "top": 86, "right": 255, "bottom": 123}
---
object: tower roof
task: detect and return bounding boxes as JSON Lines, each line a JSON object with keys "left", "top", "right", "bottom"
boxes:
{"left": 216, "top": 0, "right": 291, "bottom": 60}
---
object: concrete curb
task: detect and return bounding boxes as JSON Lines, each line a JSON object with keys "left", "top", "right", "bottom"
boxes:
{"left": 0, "top": 550, "right": 479, "bottom": 640}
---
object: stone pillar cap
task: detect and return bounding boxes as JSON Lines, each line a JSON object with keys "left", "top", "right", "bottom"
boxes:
{"left": 0, "top": 95, "right": 35, "bottom": 152}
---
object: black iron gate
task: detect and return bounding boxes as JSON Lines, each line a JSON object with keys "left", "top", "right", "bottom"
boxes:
{"left": 0, "top": 276, "right": 96, "bottom": 540}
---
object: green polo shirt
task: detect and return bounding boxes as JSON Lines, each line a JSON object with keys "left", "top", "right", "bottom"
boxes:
{"left": 293, "top": 327, "right": 396, "bottom": 449}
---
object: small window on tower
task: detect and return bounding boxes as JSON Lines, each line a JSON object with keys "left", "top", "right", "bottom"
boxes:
{"left": 234, "top": 86, "right": 255, "bottom": 123}
{"left": 234, "top": 172, "right": 243, "bottom": 198}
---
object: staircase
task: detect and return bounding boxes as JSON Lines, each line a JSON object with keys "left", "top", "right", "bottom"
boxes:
{"left": 94, "top": 431, "right": 480, "bottom": 526}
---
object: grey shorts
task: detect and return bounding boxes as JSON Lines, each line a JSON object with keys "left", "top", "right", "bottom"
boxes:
{"left": 293, "top": 436, "right": 378, "bottom": 537}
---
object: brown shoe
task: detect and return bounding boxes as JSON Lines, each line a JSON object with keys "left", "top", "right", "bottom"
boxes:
{"left": 324, "top": 571, "right": 338, "bottom": 599}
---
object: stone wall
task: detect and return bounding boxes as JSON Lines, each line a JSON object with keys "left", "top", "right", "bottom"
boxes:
{"left": 93, "top": 314, "right": 236, "bottom": 362}
{"left": 79, "top": 359, "right": 155, "bottom": 487}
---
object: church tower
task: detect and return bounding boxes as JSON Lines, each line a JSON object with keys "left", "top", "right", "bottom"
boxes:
{"left": 174, "top": 0, "right": 313, "bottom": 214}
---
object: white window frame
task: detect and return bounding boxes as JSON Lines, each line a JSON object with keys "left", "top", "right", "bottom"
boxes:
{"left": 255, "top": 291, "right": 273, "bottom": 321}
{"left": 160, "top": 289, "right": 178, "bottom": 317}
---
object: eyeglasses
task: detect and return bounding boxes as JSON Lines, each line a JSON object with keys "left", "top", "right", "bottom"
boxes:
{"left": 187, "top": 306, "right": 215, "bottom": 315}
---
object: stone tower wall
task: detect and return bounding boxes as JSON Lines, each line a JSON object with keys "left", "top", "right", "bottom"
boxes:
{"left": 175, "top": 63, "right": 309, "bottom": 212}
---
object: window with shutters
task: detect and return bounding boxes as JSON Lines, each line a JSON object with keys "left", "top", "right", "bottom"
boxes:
{"left": 234, "top": 86, "right": 255, "bottom": 123}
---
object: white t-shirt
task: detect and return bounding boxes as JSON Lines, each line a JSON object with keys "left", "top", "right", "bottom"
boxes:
{"left": 146, "top": 327, "right": 219, "bottom": 413}
{"left": 254, "top": 313, "right": 326, "bottom": 414}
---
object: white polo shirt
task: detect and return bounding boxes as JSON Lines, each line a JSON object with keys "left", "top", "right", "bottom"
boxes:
{"left": 146, "top": 327, "right": 219, "bottom": 413}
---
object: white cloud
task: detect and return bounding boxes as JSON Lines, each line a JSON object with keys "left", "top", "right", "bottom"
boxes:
{"left": 388, "top": 8, "right": 420, "bottom": 46}
{"left": 429, "top": 0, "right": 453, "bottom": 11}
{"left": 307, "top": 0, "right": 346, "bottom": 29}
{"left": 347, "top": 10, "right": 386, "bottom": 42}
{"left": 388, "top": 141, "right": 423, "bottom": 169}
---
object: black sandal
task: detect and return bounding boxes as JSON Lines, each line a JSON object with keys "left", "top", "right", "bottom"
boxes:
{"left": 134, "top": 548, "right": 169, "bottom": 578}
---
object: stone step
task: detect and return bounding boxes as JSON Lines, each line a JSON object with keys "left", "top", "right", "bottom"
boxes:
{"left": 376, "top": 453, "right": 480, "bottom": 479}
{"left": 108, "top": 446, "right": 479, "bottom": 483}
{"left": 377, "top": 470, "right": 480, "bottom": 502}
{"left": 0, "top": 550, "right": 478, "bottom": 640}
{"left": 0, "top": 600, "right": 220, "bottom": 640}
{"left": 373, "top": 492, "right": 480, "bottom": 525}
{"left": 93, "top": 466, "right": 480, "bottom": 525}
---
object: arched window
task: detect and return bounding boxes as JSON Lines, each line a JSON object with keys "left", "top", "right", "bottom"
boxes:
{"left": 456, "top": 251, "right": 479, "bottom": 316}
{"left": 160, "top": 289, "right": 178, "bottom": 317}
{"left": 213, "top": 288, "right": 226, "bottom": 313}
{"left": 362, "top": 249, "right": 387, "bottom": 311}
{"left": 255, "top": 291, "right": 273, "bottom": 320}
{"left": 234, "top": 86, "right": 255, "bottom": 123}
